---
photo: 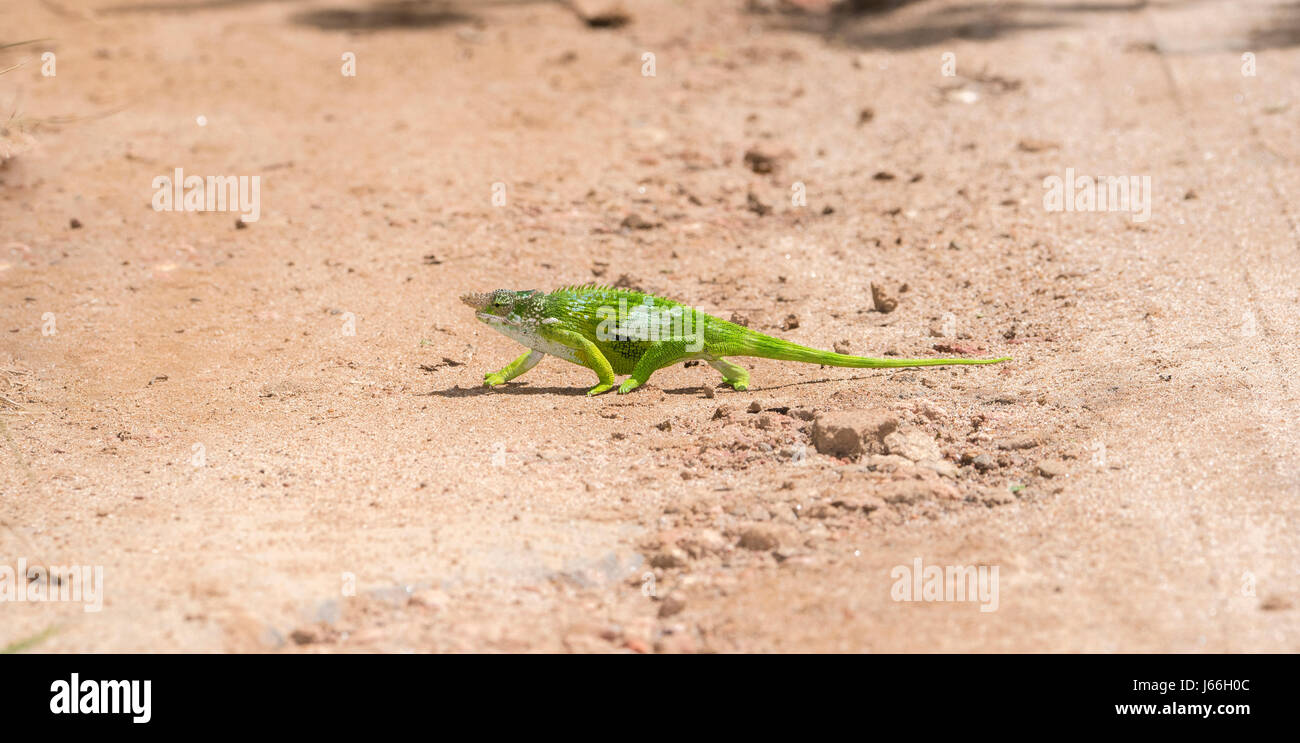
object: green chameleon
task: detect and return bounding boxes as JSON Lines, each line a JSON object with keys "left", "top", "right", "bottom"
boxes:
{"left": 461, "top": 285, "right": 1010, "bottom": 395}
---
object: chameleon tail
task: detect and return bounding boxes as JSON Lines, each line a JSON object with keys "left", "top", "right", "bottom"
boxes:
{"left": 736, "top": 332, "right": 1010, "bottom": 368}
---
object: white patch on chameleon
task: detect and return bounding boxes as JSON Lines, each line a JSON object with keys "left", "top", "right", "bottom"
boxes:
{"left": 480, "top": 316, "right": 579, "bottom": 363}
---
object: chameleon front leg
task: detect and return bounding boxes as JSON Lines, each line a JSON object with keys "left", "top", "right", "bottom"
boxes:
{"left": 707, "top": 357, "right": 750, "bottom": 391}
{"left": 547, "top": 329, "right": 618, "bottom": 395}
{"left": 618, "top": 342, "right": 686, "bottom": 394}
{"left": 484, "top": 350, "right": 546, "bottom": 387}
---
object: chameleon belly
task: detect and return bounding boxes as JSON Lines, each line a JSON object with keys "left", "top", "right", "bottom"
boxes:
{"left": 490, "top": 321, "right": 581, "bottom": 364}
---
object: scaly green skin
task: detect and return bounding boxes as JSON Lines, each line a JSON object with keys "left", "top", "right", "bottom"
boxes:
{"left": 461, "top": 285, "right": 1010, "bottom": 395}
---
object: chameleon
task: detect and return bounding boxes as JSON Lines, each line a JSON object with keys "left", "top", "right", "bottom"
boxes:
{"left": 461, "top": 285, "right": 1010, "bottom": 396}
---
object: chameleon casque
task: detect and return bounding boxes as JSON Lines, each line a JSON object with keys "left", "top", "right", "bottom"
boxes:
{"left": 461, "top": 285, "right": 1010, "bottom": 396}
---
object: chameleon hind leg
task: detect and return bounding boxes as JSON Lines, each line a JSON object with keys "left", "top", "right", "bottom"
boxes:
{"left": 484, "top": 350, "right": 545, "bottom": 388}
{"left": 707, "top": 357, "right": 750, "bottom": 391}
{"left": 618, "top": 342, "right": 686, "bottom": 394}
{"left": 547, "top": 329, "right": 618, "bottom": 395}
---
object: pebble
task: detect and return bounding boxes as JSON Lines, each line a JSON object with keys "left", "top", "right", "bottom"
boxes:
{"left": 681, "top": 529, "right": 728, "bottom": 558}
{"left": 998, "top": 435, "right": 1040, "bottom": 450}
{"left": 650, "top": 546, "right": 690, "bottom": 568}
{"left": 811, "top": 410, "right": 898, "bottom": 457}
{"left": 878, "top": 479, "right": 958, "bottom": 504}
{"left": 979, "top": 487, "right": 1016, "bottom": 506}
{"left": 739, "top": 525, "right": 782, "bottom": 551}
{"left": 870, "top": 282, "right": 898, "bottom": 313}
{"left": 658, "top": 593, "right": 687, "bottom": 618}
{"left": 862, "top": 454, "right": 914, "bottom": 472}
{"left": 1037, "top": 459, "right": 1068, "bottom": 478}
{"left": 919, "top": 458, "right": 959, "bottom": 478}
{"left": 883, "top": 428, "right": 942, "bottom": 462}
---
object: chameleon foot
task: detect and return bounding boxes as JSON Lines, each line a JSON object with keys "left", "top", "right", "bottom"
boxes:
{"left": 484, "top": 372, "right": 506, "bottom": 387}
{"left": 617, "top": 379, "right": 641, "bottom": 395}
{"left": 587, "top": 383, "right": 615, "bottom": 396}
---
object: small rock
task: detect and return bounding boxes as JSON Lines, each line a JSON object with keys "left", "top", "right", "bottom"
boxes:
{"left": 571, "top": 0, "right": 631, "bottom": 28}
{"left": 69, "top": 218, "right": 83, "bottom": 229}
{"left": 655, "top": 632, "right": 697, "bottom": 654}
{"left": 849, "top": 493, "right": 887, "bottom": 513}
{"left": 879, "top": 479, "right": 958, "bottom": 504}
{"left": 650, "top": 546, "right": 690, "bottom": 568}
{"left": 1037, "top": 459, "right": 1068, "bottom": 478}
{"left": 711, "top": 404, "right": 733, "bottom": 420}
{"left": 681, "top": 529, "right": 728, "bottom": 558}
{"left": 833, "top": 339, "right": 852, "bottom": 355}
{"left": 919, "top": 459, "right": 959, "bottom": 478}
{"left": 870, "top": 282, "right": 898, "bottom": 313}
{"left": 978, "top": 487, "right": 1016, "bottom": 506}
{"left": 742, "top": 148, "right": 779, "bottom": 174}
{"left": 729, "top": 312, "right": 751, "bottom": 327}
{"left": 289, "top": 628, "right": 318, "bottom": 645}
{"left": 811, "top": 410, "right": 898, "bottom": 458}
{"left": 621, "top": 213, "right": 660, "bottom": 230}
{"left": 658, "top": 593, "right": 687, "bottom": 618}
{"left": 862, "top": 453, "right": 914, "bottom": 472}
{"left": 805, "top": 501, "right": 835, "bottom": 519}
{"left": 1260, "top": 594, "right": 1294, "bottom": 611}
{"left": 997, "top": 435, "right": 1040, "bottom": 450}
{"left": 738, "top": 525, "right": 782, "bottom": 551}
{"left": 912, "top": 399, "right": 947, "bottom": 421}
{"left": 746, "top": 191, "right": 772, "bottom": 216}
{"left": 1017, "top": 138, "right": 1060, "bottom": 153}
{"left": 971, "top": 454, "right": 996, "bottom": 472}
{"left": 883, "top": 428, "right": 942, "bottom": 462}
{"left": 611, "top": 273, "right": 644, "bottom": 291}
{"left": 783, "top": 313, "right": 800, "bottom": 330}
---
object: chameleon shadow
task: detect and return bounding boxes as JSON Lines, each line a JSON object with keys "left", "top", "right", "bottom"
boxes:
{"left": 420, "top": 383, "right": 592, "bottom": 398}
{"left": 423, "top": 372, "right": 882, "bottom": 398}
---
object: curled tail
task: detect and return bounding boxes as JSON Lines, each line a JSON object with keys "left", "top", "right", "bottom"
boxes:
{"left": 733, "top": 329, "right": 1010, "bottom": 368}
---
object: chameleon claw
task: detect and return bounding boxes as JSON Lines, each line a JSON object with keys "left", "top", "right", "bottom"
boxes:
{"left": 587, "top": 383, "right": 614, "bottom": 396}
{"left": 617, "top": 380, "right": 641, "bottom": 395}
{"left": 484, "top": 372, "right": 506, "bottom": 387}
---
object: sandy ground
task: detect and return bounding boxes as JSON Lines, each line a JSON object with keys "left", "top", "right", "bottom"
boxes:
{"left": 1, "top": 0, "right": 1298, "bottom": 652}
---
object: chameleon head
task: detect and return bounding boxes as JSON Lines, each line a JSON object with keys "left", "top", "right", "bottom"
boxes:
{"left": 459, "top": 289, "right": 540, "bottom": 326}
